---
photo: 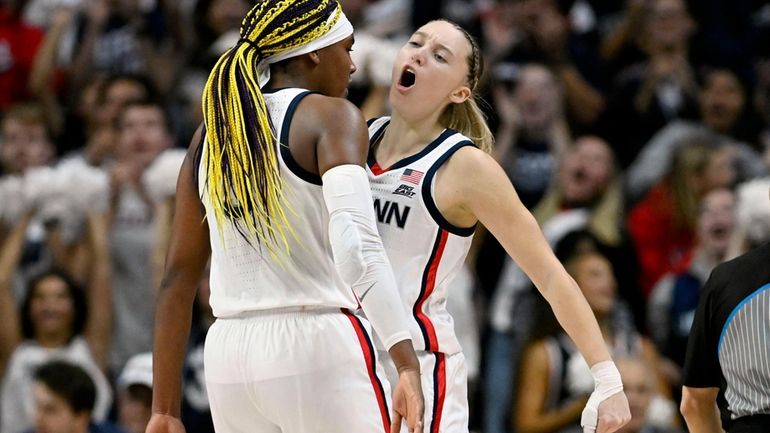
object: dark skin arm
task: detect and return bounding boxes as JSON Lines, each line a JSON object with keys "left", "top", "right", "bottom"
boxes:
{"left": 288, "top": 94, "right": 420, "bottom": 368}
{"left": 147, "top": 126, "right": 209, "bottom": 433}
{"left": 287, "top": 94, "right": 423, "bottom": 432}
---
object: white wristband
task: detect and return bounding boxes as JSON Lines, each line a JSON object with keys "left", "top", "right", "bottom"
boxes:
{"left": 581, "top": 360, "right": 623, "bottom": 433}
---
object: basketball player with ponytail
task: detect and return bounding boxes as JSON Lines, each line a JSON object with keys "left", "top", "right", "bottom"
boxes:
{"left": 366, "top": 20, "right": 631, "bottom": 433}
{"left": 146, "top": 1, "right": 424, "bottom": 432}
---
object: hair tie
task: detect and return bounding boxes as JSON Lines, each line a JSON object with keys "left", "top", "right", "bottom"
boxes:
{"left": 238, "top": 38, "right": 261, "bottom": 53}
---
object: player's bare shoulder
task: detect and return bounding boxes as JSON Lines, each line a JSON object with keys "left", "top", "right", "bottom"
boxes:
{"left": 439, "top": 144, "right": 498, "bottom": 189}
{"left": 293, "top": 94, "right": 366, "bottom": 135}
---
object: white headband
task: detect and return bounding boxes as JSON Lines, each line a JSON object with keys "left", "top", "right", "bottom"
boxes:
{"left": 257, "top": 9, "right": 354, "bottom": 88}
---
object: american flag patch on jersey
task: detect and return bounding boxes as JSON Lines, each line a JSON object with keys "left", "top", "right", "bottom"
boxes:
{"left": 400, "top": 168, "right": 424, "bottom": 184}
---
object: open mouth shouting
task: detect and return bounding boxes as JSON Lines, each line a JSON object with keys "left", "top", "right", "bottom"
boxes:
{"left": 397, "top": 66, "right": 417, "bottom": 91}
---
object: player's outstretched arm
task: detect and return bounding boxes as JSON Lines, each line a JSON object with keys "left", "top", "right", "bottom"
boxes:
{"left": 442, "top": 147, "right": 630, "bottom": 433}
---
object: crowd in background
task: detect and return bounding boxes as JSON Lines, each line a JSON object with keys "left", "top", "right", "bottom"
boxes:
{"left": 0, "top": 0, "right": 769, "bottom": 432}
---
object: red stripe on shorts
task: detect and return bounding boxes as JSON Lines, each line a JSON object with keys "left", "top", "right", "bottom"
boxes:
{"left": 342, "top": 309, "right": 391, "bottom": 433}
{"left": 430, "top": 353, "right": 447, "bottom": 433}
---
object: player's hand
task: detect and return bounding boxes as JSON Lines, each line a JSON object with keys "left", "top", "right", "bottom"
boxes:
{"left": 391, "top": 367, "right": 424, "bottom": 433}
{"left": 582, "top": 391, "right": 631, "bottom": 433}
{"left": 145, "top": 413, "right": 186, "bottom": 433}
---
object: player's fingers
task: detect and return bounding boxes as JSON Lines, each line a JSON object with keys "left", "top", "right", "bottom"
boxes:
{"left": 411, "top": 418, "right": 424, "bottom": 433}
{"left": 414, "top": 400, "right": 425, "bottom": 425}
{"left": 391, "top": 410, "right": 403, "bottom": 433}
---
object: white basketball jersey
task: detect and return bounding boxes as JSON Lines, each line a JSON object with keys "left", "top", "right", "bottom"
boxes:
{"left": 367, "top": 117, "right": 476, "bottom": 355}
{"left": 198, "top": 88, "right": 358, "bottom": 317}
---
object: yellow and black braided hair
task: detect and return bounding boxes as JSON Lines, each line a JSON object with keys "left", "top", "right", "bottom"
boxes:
{"left": 201, "top": 0, "right": 342, "bottom": 256}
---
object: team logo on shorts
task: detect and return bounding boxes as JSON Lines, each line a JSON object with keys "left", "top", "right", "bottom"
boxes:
{"left": 393, "top": 184, "right": 416, "bottom": 198}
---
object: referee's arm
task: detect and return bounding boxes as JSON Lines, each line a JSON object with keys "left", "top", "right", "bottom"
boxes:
{"left": 680, "top": 268, "right": 725, "bottom": 433}
{"left": 682, "top": 387, "right": 723, "bottom": 433}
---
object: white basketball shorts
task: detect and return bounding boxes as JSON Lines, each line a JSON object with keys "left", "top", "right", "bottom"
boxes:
{"left": 204, "top": 308, "right": 393, "bottom": 433}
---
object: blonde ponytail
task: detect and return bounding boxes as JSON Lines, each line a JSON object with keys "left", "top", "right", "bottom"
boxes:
{"left": 440, "top": 97, "right": 494, "bottom": 153}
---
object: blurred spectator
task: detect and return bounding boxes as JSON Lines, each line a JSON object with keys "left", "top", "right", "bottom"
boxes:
{"left": 627, "top": 137, "right": 735, "bottom": 296}
{"left": 98, "top": 74, "right": 155, "bottom": 133}
{"left": 492, "top": 63, "right": 569, "bottom": 209}
{"left": 648, "top": 188, "right": 735, "bottom": 383}
{"left": 0, "top": 157, "right": 112, "bottom": 430}
{"left": 603, "top": 0, "right": 698, "bottom": 168}
{"left": 116, "top": 353, "right": 152, "bottom": 433}
{"left": 89, "top": 74, "right": 154, "bottom": 163}
{"left": 64, "top": 0, "right": 174, "bottom": 94}
{"left": 51, "top": 73, "right": 154, "bottom": 165}
{"left": 727, "top": 177, "right": 770, "bottom": 258}
{"left": 532, "top": 136, "right": 621, "bottom": 245}
{"left": 514, "top": 247, "right": 669, "bottom": 433}
{"left": 0, "top": 103, "right": 55, "bottom": 175}
{"left": 0, "top": 1, "right": 44, "bottom": 110}
{"left": 0, "top": 261, "right": 112, "bottom": 433}
{"left": 627, "top": 68, "right": 767, "bottom": 202}
{"left": 482, "top": 0, "right": 607, "bottom": 127}
{"left": 107, "top": 98, "right": 172, "bottom": 371}
{"left": 0, "top": 101, "right": 110, "bottom": 309}
{"left": 615, "top": 356, "right": 684, "bottom": 433}
{"left": 28, "top": 360, "right": 123, "bottom": 433}
{"left": 697, "top": 66, "right": 764, "bottom": 148}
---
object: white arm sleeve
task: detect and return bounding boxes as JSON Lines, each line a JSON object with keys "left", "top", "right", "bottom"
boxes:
{"left": 322, "top": 164, "right": 412, "bottom": 350}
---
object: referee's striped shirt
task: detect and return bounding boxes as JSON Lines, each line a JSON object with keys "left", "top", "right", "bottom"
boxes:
{"left": 683, "top": 242, "right": 770, "bottom": 431}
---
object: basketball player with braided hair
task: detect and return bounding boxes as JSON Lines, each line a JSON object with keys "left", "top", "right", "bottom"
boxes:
{"left": 146, "top": 1, "right": 424, "bottom": 433}
{"left": 366, "top": 20, "right": 631, "bottom": 433}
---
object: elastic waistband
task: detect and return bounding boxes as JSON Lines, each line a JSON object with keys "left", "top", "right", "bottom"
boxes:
{"left": 217, "top": 306, "right": 344, "bottom": 321}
